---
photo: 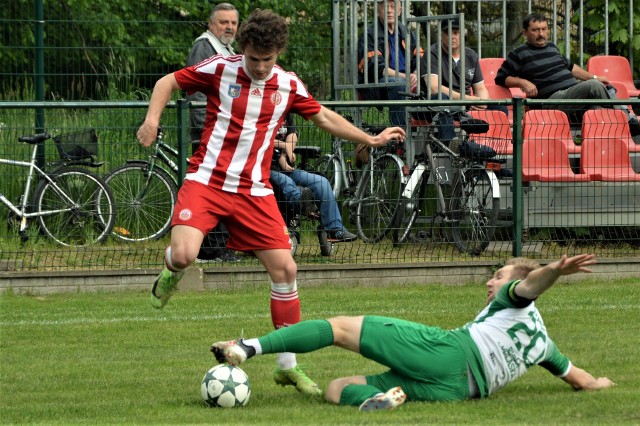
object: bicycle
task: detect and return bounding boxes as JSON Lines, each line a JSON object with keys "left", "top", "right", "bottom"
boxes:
{"left": 312, "top": 122, "right": 405, "bottom": 243}
{"left": 391, "top": 103, "right": 503, "bottom": 255}
{"left": 104, "top": 125, "right": 178, "bottom": 242}
{"left": 0, "top": 130, "right": 115, "bottom": 247}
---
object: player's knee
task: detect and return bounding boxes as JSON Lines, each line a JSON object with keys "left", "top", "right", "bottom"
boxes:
{"left": 325, "top": 378, "right": 349, "bottom": 404}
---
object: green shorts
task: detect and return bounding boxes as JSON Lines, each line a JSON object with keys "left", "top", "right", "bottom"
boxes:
{"left": 360, "top": 315, "right": 471, "bottom": 402}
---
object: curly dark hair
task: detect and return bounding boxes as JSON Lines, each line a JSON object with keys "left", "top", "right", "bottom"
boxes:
{"left": 236, "top": 9, "right": 289, "bottom": 53}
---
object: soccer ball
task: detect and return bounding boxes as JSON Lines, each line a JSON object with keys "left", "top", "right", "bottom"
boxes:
{"left": 201, "top": 364, "right": 251, "bottom": 408}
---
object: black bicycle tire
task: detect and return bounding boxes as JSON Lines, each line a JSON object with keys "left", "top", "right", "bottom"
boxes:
{"left": 391, "top": 171, "right": 424, "bottom": 246}
{"left": 449, "top": 169, "right": 500, "bottom": 255}
{"left": 317, "top": 229, "right": 334, "bottom": 257}
{"left": 33, "top": 167, "right": 115, "bottom": 246}
{"left": 104, "top": 161, "right": 178, "bottom": 242}
{"left": 355, "top": 154, "right": 403, "bottom": 243}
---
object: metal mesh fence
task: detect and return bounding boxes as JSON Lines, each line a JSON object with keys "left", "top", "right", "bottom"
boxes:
{"left": 1, "top": 99, "right": 639, "bottom": 271}
{"left": 1, "top": 1, "right": 639, "bottom": 272}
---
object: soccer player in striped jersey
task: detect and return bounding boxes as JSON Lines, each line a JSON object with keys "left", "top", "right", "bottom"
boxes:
{"left": 211, "top": 254, "right": 615, "bottom": 410}
{"left": 136, "top": 9, "right": 405, "bottom": 396}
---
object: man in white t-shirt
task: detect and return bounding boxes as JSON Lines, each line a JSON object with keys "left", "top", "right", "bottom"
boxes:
{"left": 211, "top": 254, "right": 615, "bottom": 410}
{"left": 137, "top": 8, "right": 405, "bottom": 397}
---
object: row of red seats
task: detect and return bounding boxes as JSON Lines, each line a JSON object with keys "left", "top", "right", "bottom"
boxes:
{"left": 467, "top": 109, "right": 640, "bottom": 182}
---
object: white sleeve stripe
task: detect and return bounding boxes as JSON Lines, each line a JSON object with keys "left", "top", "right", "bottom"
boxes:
{"left": 557, "top": 361, "right": 572, "bottom": 378}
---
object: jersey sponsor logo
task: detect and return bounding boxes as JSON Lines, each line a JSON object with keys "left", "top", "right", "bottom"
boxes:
{"left": 178, "top": 208, "right": 193, "bottom": 221}
{"left": 250, "top": 87, "right": 262, "bottom": 96}
{"left": 271, "top": 92, "right": 282, "bottom": 105}
{"left": 228, "top": 84, "right": 241, "bottom": 98}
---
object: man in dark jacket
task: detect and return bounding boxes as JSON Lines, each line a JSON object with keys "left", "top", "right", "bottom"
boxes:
{"left": 357, "top": 0, "right": 422, "bottom": 126}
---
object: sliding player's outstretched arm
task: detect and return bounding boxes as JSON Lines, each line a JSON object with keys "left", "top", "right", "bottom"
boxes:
{"left": 515, "top": 254, "right": 596, "bottom": 300}
{"left": 562, "top": 365, "right": 615, "bottom": 391}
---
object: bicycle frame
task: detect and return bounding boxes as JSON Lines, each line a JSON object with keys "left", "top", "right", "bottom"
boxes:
{"left": 0, "top": 145, "right": 83, "bottom": 227}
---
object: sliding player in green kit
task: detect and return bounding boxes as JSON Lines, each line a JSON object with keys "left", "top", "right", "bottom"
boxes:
{"left": 211, "top": 254, "right": 615, "bottom": 411}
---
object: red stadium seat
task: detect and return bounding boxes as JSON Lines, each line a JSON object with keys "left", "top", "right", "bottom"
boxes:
{"left": 478, "top": 57, "right": 526, "bottom": 98}
{"left": 580, "top": 137, "right": 640, "bottom": 181}
{"left": 586, "top": 55, "right": 640, "bottom": 97}
{"left": 522, "top": 137, "right": 589, "bottom": 182}
{"left": 467, "top": 109, "right": 513, "bottom": 154}
{"left": 523, "top": 109, "right": 581, "bottom": 154}
{"left": 582, "top": 109, "right": 640, "bottom": 153}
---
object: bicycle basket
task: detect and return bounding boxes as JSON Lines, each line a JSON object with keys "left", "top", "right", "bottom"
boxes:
{"left": 53, "top": 129, "right": 98, "bottom": 160}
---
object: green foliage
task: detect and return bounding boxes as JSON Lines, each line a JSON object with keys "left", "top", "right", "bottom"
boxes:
{"left": 579, "top": 0, "right": 640, "bottom": 76}
{"left": 1, "top": 279, "right": 638, "bottom": 423}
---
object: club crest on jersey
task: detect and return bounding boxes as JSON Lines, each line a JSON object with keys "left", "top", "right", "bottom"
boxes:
{"left": 178, "top": 208, "right": 193, "bottom": 221}
{"left": 271, "top": 92, "right": 282, "bottom": 105}
{"left": 228, "top": 84, "right": 241, "bottom": 98}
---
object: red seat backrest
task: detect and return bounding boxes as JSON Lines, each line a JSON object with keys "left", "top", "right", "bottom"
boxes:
{"left": 582, "top": 109, "right": 639, "bottom": 153}
{"left": 586, "top": 55, "right": 640, "bottom": 97}
{"left": 478, "top": 58, "right": 504, "bottom": 86}
{"left": 523, "top": 109, "right": 580, "bottom": 154}
{"left": 467, "top": 109, "right": 513, "bottom": 154}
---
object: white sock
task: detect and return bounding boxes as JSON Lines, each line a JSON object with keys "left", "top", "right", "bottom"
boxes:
{"left": 277, "top": 352, "right": 297, "bottom": 370}
{"left": 164, "top": 247, "right": 184, "bottom": 272}
{"left": 242, "top": 338, "right": 262, "bottom": 355}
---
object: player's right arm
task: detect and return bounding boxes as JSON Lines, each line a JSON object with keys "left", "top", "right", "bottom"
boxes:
{"left": 137, "top": 73, "right": 181, "bottom": 147}
{"left": 562, "top": 365, "right": 615, "bottom": 391}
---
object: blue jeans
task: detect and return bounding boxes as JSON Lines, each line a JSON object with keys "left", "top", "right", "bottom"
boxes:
{"left": 270, "top": 170, "right": 343, "bottom": 231}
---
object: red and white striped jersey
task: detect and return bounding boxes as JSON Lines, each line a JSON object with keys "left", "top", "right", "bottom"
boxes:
{"left": 175, "top": 54, "right": 322, "bottom": 196}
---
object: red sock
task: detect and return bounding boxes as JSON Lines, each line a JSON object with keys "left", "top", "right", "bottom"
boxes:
{"left": 270, "top": 281, "right": 301, "bottom": 329}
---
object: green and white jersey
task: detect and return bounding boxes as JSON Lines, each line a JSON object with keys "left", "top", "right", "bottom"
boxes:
{"left": 462, "top": 280, "right": 571, "bottom": 396}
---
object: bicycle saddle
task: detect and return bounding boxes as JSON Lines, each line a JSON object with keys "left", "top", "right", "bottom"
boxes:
{"left": 293, "top": 146, "right": 322, "bottom": 159}
{"left": 458, "top": 116, "right": 489, "bottom": 135}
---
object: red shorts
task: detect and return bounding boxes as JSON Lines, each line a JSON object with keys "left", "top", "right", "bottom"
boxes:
{"left": 172, "top": 180, "right": 291, "bottom": 251}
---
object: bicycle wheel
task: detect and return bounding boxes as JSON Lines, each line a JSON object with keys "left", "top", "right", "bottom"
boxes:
{"left": 391, "top": 170, "right": 426, "bottom": 246}
{"left": 104, "top": 161, "right": 178, "bottom": 242}
{"left": 449, "top": 169, "right": 499, "bottom": 255}
{"left": 33, "top": 167, "right": 115, "bottom": 246}
{"left": 312, "top": 154, "right": 341, "bottom": 199}
{"left": 354, "top": 154, "right": 404, "bottom": 243}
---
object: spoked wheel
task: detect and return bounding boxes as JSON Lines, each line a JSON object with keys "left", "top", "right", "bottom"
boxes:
{"left": 355, "top": 154, "right": 404, "bottom": 243}
{"left": 33, "top": 167, "right": 115, "bottom": 246}
{"left": 391, "top": 171, "right": 426, "bottom": 246}
{"left": 449, "top": 169, "right": 499, "bottom": 255}
{"left": 104, "top": 161, "right": 177, "bottom": 242}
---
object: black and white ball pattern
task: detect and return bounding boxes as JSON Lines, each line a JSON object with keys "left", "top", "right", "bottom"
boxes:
{"left": 201, "top": 364, "right": 251, "bottom": 408}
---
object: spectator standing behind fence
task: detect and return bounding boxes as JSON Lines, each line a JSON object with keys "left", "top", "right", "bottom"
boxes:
{"left": 137, "top": 8, "right": 405, "bottom": 396}
{"left": 357, "top": 0, "right": 422, "bottom": 126}
{"left": 185, "top": 3, "right": 240, "bottom": 263}
{"left": 270, "top": 114, "right": 357, "bottom": 243}
{"left": 495, "top": 12, "right": 640, "bottom": 135}
{"left": 211, "top": 254, "right": 614, "bottom": 411}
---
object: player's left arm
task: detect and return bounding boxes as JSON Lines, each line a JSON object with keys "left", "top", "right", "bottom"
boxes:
{"left": 514, "top": 254, "right": 596, "bottom": 300}
{"left": 562, "top": 365, "right": 615, "bottom": 391}
{"left": 309, "top": 106, "right": 405, "bottom": 148}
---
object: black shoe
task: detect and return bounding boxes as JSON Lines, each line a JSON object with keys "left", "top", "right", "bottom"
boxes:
{"left": 327, "top": 229, "right": 357, "bottom": 243}
{"left": 628, "top": 116, "right": 640, "bottom": 137}
{"left": 459, "top": 140, "right": 497, "bottom": 160}
{"left": 215, "top": 251, "right": 241, "bottom": 263}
